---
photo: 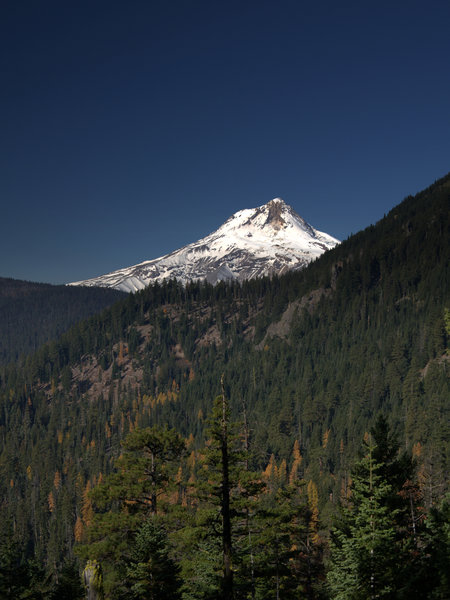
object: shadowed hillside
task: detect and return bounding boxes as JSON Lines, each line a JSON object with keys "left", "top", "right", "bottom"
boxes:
{"left": 0, "top": 278, "right": 126, "bottom": 364}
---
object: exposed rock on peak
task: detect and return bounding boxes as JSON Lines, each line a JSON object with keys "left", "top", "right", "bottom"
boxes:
{"left": 265, "top": 199, "right": 287, "bottom": 229}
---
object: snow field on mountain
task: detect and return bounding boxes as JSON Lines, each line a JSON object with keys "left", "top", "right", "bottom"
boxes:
{"left": 69, "top": 198, "right": 339, "bottom": 292}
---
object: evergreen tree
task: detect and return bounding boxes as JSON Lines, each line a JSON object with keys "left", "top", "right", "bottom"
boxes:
{"left": 125, "top": 520, "right": 182, "bottom": 600}
{"left": 199, "top": 376, "right": 236, "bottom": 600}
{"left": 49, "top": 560, "right": 84, "bottom": 599}
{"left": 77, "top": 426, "right": 185, "bottom": 597}
{"left": 253, "top": 484, "right": 307, "bottom": 600}
{"left": 327, "top": 417, "right": 435, "bottom": 599}
{"left": 0, "top": 539, "right": 51, "bottom": 599}
{"left": 327, "top": 439, "right": 400, "bottom": 599}
{"left": 182, "top": 377, "right": 267, "bottom": 600}
{"left": 419, "top": 493, "right": 450, "bottom": 599}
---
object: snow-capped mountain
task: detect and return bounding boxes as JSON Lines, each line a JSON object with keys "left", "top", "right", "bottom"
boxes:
{"left": 69, "top": 198, "right": 339, "bottom": 292}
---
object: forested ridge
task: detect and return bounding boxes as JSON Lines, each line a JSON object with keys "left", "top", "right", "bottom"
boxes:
{"left": 0, "top": 278, "right": 126, "bottom": 364}
{"left": 0, "top": 174, "right": 449, "bottom": 598}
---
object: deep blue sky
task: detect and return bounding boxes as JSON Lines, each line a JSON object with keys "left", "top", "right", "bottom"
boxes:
{"left": 2, "top": 0, "right": 449, "bottom": 284}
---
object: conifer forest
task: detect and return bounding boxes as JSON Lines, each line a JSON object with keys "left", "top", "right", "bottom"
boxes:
{"left": 0, "top": 175, "right": 449, "bottom": 598}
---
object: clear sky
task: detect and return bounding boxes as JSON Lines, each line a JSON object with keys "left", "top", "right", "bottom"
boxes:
{"left": 1, "top": 0, "right": 449, "bottom": 284}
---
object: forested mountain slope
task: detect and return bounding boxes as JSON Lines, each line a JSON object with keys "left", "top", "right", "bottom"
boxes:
{"left": 0, "top": 278, "right": 126, "bottom": 364}
{"left": 0, "top": 174, "right": 449, "bottom": 593}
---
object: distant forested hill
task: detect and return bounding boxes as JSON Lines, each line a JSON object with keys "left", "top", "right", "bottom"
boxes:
{"left": 0, "top": 278, "right": 126, "bottom": 364}
{"left": 0, "top": 174, "right": 448, "bottom": 595}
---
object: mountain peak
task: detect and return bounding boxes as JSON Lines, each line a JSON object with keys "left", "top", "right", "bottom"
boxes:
{"left": 69, "top": 198, "right": 340, "bottom": 292}
{"left": 239, "top": 197, "right": 292, "bottom": 230}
